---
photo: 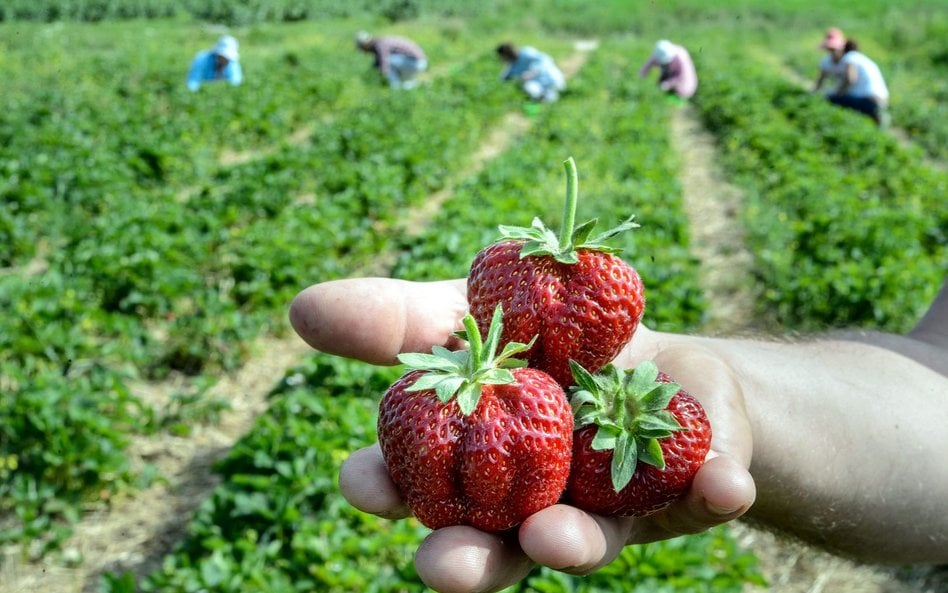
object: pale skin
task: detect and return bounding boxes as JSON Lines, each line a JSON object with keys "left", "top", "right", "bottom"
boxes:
{"left": 289, "top": 277, "right": 948, "bottom": 593}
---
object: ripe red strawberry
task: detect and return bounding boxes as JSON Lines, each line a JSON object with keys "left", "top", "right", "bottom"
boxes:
{"left": 467, "top": 157, "right": 644, "bottom": 388}
{"left": 377, "top": 306, "right": 573, "bottom": 533}
{"left": 565, "top": 360, "right": 711, "bottom": 517}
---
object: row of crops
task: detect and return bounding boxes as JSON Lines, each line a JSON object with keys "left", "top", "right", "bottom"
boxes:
{"left": 1, "top": 16, "right": 572, "bottom": 552}
{"left": 118, "top": 37, "right": 767, "bottom": 593}
{"left": 2, "top": 3, "right": 946, "bottom": 592}
{"left": 690, "top": 46, "right": 946, "bottom": 332}
{"left": 0, "top": 0, "right": 483, "bottom": 23}
{"left": 111, "top": 36, "right": 945, "bottom": 593}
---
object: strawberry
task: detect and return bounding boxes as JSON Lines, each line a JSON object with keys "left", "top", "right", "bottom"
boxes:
{"left": 467, "top": 157, "right": 644, "bottom": 388}
{"left": 565, "top": 360, "right": 711, "bottom": 517}
{"left": 377, "top": 306, "right": 573, "bottom": 533}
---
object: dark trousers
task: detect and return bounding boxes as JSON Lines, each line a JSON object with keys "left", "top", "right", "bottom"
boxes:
{"left": 827, "top": 94, "right": 884, "bottom": 124}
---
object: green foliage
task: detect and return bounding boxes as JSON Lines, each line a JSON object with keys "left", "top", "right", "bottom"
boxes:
{"left": 692, "top": 50, "right": 946, "bottom": 332}
{"left": 0, "top": 362, "right": 142, "bottom": 553}
{"left": 2, "top": 3, "right": 942, "bottom": 591}
{"left": 0, "top": 18, "right": 517, "bottom": 550}
{"left": 119, "top": 356, "right": 763, "bottom": 593}
{"left": 135, "top": 356, "right": 427, "bottom": 592}
{"left": 515, "top": 528, "right": 765, "bottom": 593}
{"left": 0, "top": 0, "right": 507, "bottom": 23}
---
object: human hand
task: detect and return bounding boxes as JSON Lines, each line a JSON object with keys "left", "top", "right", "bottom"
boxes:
{"left": 290, "top": 277, "right": 756, "bottom": 593}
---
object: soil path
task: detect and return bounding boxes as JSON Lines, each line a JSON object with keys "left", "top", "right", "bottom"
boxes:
{"left": 0, "top": 42, "right": 596, "bottom": 593}
{"left": 670, "top": 105, "right": 758, "bottom": 335}
{"left": 0, "top": 336, "right": 311, "bottom": 593}
{"left": 668, "top": 98, "right": 942, "bottom": 593}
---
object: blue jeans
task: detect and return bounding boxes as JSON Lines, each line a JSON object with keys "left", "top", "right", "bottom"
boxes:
{"left": 387, "top": 54, "right": 427, "bottom": 88}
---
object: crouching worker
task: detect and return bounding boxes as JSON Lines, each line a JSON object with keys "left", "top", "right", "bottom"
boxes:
{"left": 186, "top": 35, "right": 243, "bottom": 92}
{"left": 639, "top": 39, "right": 697, "bottom": 101}
{"left": 356, "top": 31, "right": 428, "bottom": 90}
{"left": 496, "top": 42, "right": 566, "bottom": 103}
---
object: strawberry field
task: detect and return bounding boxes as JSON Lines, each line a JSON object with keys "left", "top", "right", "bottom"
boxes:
{"left": 1, "top": 1, "right": 946, "bottom": 592}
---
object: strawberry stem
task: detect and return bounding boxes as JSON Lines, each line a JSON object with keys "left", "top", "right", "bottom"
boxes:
{"left": 559, "top": 157, "right": 579, "bottom": 252}
{"left": 463, "top": 312, "right": 483, "bottom": 374}
{"left": 494, "top": 158, "right": 639, "bottom": 265}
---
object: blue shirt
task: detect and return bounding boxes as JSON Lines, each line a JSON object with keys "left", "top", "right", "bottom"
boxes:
{"left": 500, "top": 46, "right": 564, "bottom": 91}
{"left": 186, "top": 51, "right": 243, "bottom": 91}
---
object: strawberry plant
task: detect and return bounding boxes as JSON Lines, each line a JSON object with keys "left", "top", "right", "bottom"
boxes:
{"left": 692, "top": 48, "right": 946, "bottom": 332}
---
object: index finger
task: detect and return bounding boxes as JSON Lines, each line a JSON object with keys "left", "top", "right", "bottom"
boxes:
{"left": 289, "top": 277, "right": 468, "bottom": 365}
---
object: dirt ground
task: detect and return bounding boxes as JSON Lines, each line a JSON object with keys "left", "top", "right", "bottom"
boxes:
{"left": 2, "top": 41, "right": 945, "bottom": 593}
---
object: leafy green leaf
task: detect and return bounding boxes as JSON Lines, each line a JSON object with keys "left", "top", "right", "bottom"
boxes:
{"left": 569, "top": 360, "right": 600, "bottom": 394}
{"left": 591, "top": 424, "right": 620, "bottom": 451}
{"left": 637, "top": 411, "right": 682, "bottom": 433}
{"left": 404, "top": 373, "right": 450, "bottom": 393}
{"left": 628, "top": 360, "right": 660, "bottom": 394}
{"left": 640, "top": 383, "right": 681, "bottom": 412}
{"left": 433, "top": 376, "right": 467, "bottom": 402}
{"left": 455, "top": 384, "right": 482, "bottom": 415}
{"left": 610, "top": 432, "right": 638, "bottom": 492}
{"left": 638, "top": 437, "right": 666, "bottom": 469}
{"left": 397, "top": 352, "right": 460, "bottom": 372}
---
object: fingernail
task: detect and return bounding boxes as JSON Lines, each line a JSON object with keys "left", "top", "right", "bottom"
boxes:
{"left": 706, "top": 502, "right": 741, "bottom": 516}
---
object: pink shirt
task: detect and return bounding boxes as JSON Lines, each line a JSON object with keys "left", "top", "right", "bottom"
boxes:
{"left": 639, "top": 45, "right": 698, "bottom": 99}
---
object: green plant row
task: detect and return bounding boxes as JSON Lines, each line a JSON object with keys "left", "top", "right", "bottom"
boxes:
{"left": 691, "top": 48, "right": 946, "bottom": 332}
{"left": 0, "top": 19, "right": 504, "bottom": 266}
{"left": 772, "top": 11, "right": 948, "bottom": 162}
{"left": 0, "top": 38, "right": 530, "bottom": 553}
{"left": 0, "top": 0, "right": 502, "bottom": 23}
{"left": 392, "top": 43, "right": 707, "bottom": 333}
{"left": 118, "top": 40, "right": 762, "bottom": 593}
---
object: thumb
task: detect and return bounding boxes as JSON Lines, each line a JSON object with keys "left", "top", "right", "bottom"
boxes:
{"left": 289, "top": 278, "right": 468, "bottom": 365}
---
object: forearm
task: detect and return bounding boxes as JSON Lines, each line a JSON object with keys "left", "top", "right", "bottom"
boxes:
{"left": 710, "top": 336, "right": 948, "bottom": 563}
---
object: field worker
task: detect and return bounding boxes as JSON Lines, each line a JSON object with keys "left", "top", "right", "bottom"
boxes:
{"left": 356, "top": 31, "right": 428, "bottom": 90}
{"left": 496, "top": 42, "right": 566, "bottom": 103}
{"left": 813, "top": 27, "right": 848, "bottom": 95}
{"left": 639, "top": 39, "right": 698, "bottom": 100}
{"left": 290, "top": 274, "right": 948, "bottom": 593}
{"left": 825, "top": 38, "right": 891, "bottom": 127}
{"left": 186, "top": 35, "right": 243, "bottom": 92}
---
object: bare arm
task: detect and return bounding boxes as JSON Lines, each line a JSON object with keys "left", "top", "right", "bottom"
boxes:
{"left": 638, "top": 56, "right": 658, "bottom": 78}
{"left": 699, "top": 334, "right": 948, "bottom": 563}
{"left": 835, "top": 61, "right": 857, "bottom": 95}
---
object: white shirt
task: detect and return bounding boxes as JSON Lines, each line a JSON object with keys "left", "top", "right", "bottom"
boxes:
{"left": 840, "top": 51, "right": 889, "bottom": 103}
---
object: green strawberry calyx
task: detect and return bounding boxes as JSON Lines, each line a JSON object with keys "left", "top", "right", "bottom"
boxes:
{"left": 569, "top": 360, "right": 684, "bottom": 493}
{"left": 496, "top": 157, "right": 640, "bottom": 265}
{"left": 397, "top": 305, "right": 535, "bottom": 415}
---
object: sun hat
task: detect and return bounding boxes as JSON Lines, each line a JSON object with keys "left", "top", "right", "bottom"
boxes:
{"left": 653, "top": 40, "right": 676, "bottom": 65}
{"left": 819, "top": 27, "right": 845, "bottom": 51}
{"left": 213, "top": 35, "right": 239, "bottom": 62}
{"left": 355, "top": 31, "right": 372, "bottom": 46}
